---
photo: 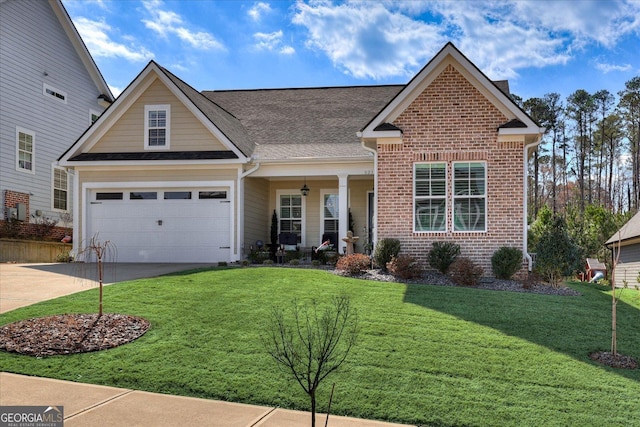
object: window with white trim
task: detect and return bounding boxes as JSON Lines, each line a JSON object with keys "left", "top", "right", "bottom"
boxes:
{"left": 321, "top": 191, "right": 339, "bottom": 236}
{"left": 43, "top": 83, "right": 67, "bottom": 103}
{"left": 16, "top": 128, "right": 35, "bottom": 173}
{"left": 53, "top": 167, "right": 68, "bottom": 211}
{"left": 453, "top": 162, "right": 486, "bottom": 232}
{"left": 90, "top": 109, "right": 101, "bottom": 124}
{"left": 414, "top": 163, "right": 446, "bottom": 232}
{"left": 144, "top": 104, "right": 170, "bottom": 149}
{"left": 278, "top": 192, "right": 303, "bottom": 244}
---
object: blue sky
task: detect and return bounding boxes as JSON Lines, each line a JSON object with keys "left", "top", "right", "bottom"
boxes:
{"left": 62, "top": 0, "right": 640, "bottom": 103}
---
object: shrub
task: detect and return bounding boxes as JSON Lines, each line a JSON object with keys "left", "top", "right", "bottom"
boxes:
{"left": 311, "top": 260, "right": 322, "bottom": 267}
{"left": 373, "top": 238, "right": 400, "bottom": 271}
{"left": 427, "top": 242, "right": 460, "bottom": 273}
{"left": 387, "top": 255, "right": 423, "bottom": 280}
{"left": 448, "top": 257, "right": 483, "bottom": 286}
{"left": 263, "top": 259, "right": 274, "bottom": 266}
{"left": 218, "top": 261, "right": 228, "bottom": 267}
{"left": 534, "top": 216, "right": 581, "bottom": 288}
{"left": 248, "top": 250, "right": 271, "bottom": 264}
{"left": 336, "top": 253, "right": 371, "bottom": 276}
{"left": 491, "top": 247, "right": 523, "bottom": 279}
{"left": 289, "top": 258, "right": 300, "bottom": 266}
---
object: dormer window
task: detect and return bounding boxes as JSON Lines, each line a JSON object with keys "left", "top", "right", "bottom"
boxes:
{"left": 144, "top": 104, "right": 170, "bottom": 149}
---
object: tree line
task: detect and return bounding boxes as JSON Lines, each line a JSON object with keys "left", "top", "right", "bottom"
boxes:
{"left": 513, "top": 76, "right": 640, "bottom": 261}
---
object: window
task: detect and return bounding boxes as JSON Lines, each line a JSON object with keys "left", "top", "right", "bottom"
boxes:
{"left": 43, "top": 83, "right": 67, "bottom": 103}
{"left": 144, "top": 104, "right": 170, "bottom": 149}
{"left": 96, "top": 192, "right": 123, "bottom": 200}
{"left": 199, "top": 191, "right": 227, "bottom": 199}
{"left": 453, "top": 162, "right": 486, "bottom": 232}
{"left": 16, "top": 128, "right": 35, "bottom": 173}
{"left": 130, "top": 192, "right": 157, "bottom": 200}
{"left": 90, "top": 110, "right": 101, "bottom": 124}
{"left": 414, "top": 163, "right": 446, "bottom": 232}
{"left": 322, "top": 191, "right": 339, "bottom": 236}
{"left": 53, "top": 168, "right": 68, "bottom": 211}
{"left": 279, "top": 193, "right": 302, "bottom": 244}
{"left": 164, "top": 191, "right": 191, "bottom": 200}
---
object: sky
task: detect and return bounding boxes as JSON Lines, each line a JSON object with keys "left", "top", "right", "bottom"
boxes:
{"left": 62, "top": 0, "right": 640, "bottom": 103}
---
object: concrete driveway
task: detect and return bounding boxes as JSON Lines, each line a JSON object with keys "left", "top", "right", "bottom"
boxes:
{"left": 0, "top": 262, "right": 214, "bottom": 313}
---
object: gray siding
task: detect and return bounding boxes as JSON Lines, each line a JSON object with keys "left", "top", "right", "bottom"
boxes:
{"left": 613, "top": 243, "right": 640, "bottom": 288}
{"left": 0, "top": 0, "right": 106, "bottom": 221}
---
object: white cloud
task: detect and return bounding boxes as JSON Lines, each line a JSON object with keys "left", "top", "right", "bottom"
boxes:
{"left": 254, "top": 30, "right": 295, "bottom": 54}
{"left": 141, "top": 0, "right": 225, "bottom": 50}
{"left": 293, "top": 1, "right": 445, "bottom": 80}
{"left": 291, "top": 0, "right": 640, "bottom": 82}
{"left": 595, "top": 62, "right": 633, "bottom": 73}
{"left": 248, "top": 2, "right": 272, "bottom": 22}
{"left": 109, "top": 85, "right": 123, "bottom": 98}
{"left": 74, "top": 17, "right": 153, "bottom": 62}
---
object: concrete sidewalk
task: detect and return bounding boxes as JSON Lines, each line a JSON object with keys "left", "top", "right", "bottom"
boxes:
{"left": 0, "top": 373, "right": 411, "bottom": 427}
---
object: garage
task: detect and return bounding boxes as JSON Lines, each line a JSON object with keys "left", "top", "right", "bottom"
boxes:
{"left": 86, "top": 188, "right": 231, "bottom": 263}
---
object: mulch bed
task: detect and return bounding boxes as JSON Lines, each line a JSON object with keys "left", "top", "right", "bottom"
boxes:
{"left": 589, "top": 351, "right": 639, "bottom": 369}
{"left": 0, "top": 313, "right": 149, "bottom": 358}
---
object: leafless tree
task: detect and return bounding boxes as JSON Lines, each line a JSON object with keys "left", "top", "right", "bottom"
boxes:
{"left": 263, "top": 296, "right": 358, "bottom": 427}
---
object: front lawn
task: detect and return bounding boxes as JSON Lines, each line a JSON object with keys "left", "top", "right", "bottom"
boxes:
{"left": 1, "top": 267, "right": 640, "bottom": 426}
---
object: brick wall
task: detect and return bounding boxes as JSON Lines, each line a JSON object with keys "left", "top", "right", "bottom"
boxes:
{"left": 376, "top": 64, "right": 527, "bottom": 278}
{"left": 1, "top": 190, "right": 71, "bottom": 241}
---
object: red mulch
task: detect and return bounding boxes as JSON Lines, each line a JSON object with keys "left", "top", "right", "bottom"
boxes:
{"left": 0, "top": 313, "right": 149, "bottom": 357}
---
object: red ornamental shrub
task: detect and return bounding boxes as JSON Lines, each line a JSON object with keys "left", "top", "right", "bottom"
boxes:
{"left": 448, "top": 257, "right": 483, "bottom": 286}
{"left": 387, "top": 255, "right": 423, "bottom": 280}
{"left": 336, "top": 254, "right": 371, "bottom": 276}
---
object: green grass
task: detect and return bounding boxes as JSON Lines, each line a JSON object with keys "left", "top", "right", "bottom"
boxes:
{"left": 1, "top": 267, "right": 640, "bottom": 426}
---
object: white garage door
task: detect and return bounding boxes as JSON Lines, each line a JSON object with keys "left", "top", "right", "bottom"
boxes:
{"left": 87, "top": 188, "right": 231, "bottom": 263}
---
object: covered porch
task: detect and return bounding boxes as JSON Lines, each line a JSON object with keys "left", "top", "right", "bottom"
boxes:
{"left": 241, "top": 166, "right": 374, "bottom": 260}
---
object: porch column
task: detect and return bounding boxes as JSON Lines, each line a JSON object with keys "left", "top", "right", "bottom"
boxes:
{"left": 338, "top": 174, "right": 348, "bottom": 254}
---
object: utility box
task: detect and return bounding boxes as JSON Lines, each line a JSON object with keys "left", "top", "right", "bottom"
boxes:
{"left": 16, "top": 203, "right": 26, "bottom": 221}
{"left": 7, "top": 208, "right": 17, "bottom": 220}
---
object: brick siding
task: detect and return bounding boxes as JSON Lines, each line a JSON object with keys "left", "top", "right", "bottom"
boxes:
{"left": 376, "top": 64, "right": 527, "bottom": 278}
{"left": 2, "top": 190, "right": 70, "bottom": 241}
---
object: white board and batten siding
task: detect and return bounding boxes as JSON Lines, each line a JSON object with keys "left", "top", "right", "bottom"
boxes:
{"left": 0, "top": 0, "right": 106, "bottom": 217}
{"left": 82, "top": 182, "right": 235, "bottom": 263}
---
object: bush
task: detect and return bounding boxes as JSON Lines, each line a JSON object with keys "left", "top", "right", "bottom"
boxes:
{"left": 263, "top": 259, "right": 274, "bottom": 266}
{"left": 248, "top": 250, "right": 272, "bottom": 264}
{"left": 448, "top": 257, "right": 483, "bottom": 286}
{"left": 534, "top": 216, "right": 581, "bottom": 288}
{"left": 491, "top": 247, "right": 523, "bottom": 279}
{"left": 373, "top": 238, "right": 400, "bottom": 271}
{"left": 336, "top": 253, "right": 371, "bottom": 276}
{"left": 427, "top": 242, "right": 460, "bottom": 273}
{"left": 387, "top": 255, "right": 423, "bottom": 280}
{"left": 289, "top": 258, "right": 300, "bottom": 266}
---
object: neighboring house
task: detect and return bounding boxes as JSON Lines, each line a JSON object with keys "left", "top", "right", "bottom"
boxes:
{"left": 59, "top": 43, "right": 544, "bottom": 275}
{"left": 0, "top": 0, "right": 112, "bottom": 238}
{"left": 606, "top": 210, "right": 640, "bottom": 287}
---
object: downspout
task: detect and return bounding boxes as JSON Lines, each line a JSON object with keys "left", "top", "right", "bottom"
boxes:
{"left": 359, "top": 135, "right": 378, "bottom": 250}
{"left": 523, "top": 136, "right": 543, "bottom": 271}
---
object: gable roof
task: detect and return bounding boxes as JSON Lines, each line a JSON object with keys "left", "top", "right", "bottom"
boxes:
{"left": 606, "top": 210, "right": 640, "bottom": 246}
{"left": 359, "top": 42, "right": 544, "bottom": 139}
{"left": 203, "top": 85, "right": 403, "bottom": 161}
{"left": 157, "top": 65, "right": 253, "bottom": 157}
{"left": 60, "top": 61, "right": 250, "bottom": 163}
{"left": 49, "top": 0, "right": 113, "bottom": 102}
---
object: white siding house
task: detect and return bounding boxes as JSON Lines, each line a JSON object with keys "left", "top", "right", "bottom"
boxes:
{"left": 0, "top": 0, "right": 112, "bottom": 236}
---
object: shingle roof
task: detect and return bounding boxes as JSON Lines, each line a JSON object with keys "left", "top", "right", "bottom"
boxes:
{"left": 606, "top": 210, "right": 640, "bottom": 245}
{"left": 203, "top": 86, "right": 403, "bottom": 160}
{"left": 157, "top": 65, "right": 253, "bottom": 158}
